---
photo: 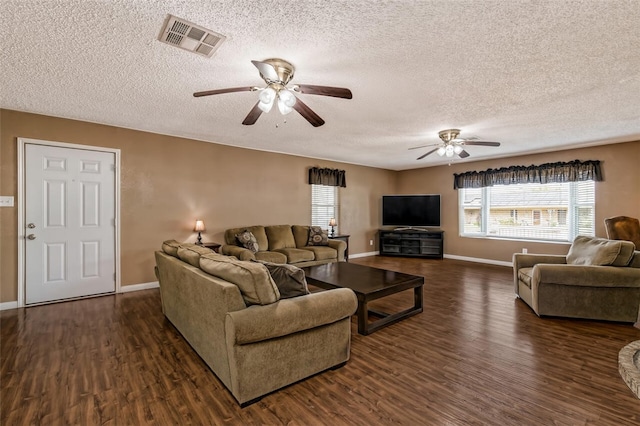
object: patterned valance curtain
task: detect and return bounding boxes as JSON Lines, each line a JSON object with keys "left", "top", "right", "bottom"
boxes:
{"left": 453, "top": 160, "right": 602, "bottom": 189}
{"left": 308, "top": 167, "right": 347, "bottom": 187}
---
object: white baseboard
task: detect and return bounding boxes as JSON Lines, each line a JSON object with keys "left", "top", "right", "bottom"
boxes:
{"left": 0, "top": 301, "right": 19, "bottom": 311}
{"left": 0, "top": 281, "right": 160, "bottom": 310}
{"left": 444, "top": 254, "right": 512, "bottom": 267}
{"left": 351, "top": 251, "right": 510, "bottom": 267}
{"left": 350, "top": 251, "right": 379, "bottom": 259}
{"left": 119, "top": 281, "right": 159, "bottom": 293}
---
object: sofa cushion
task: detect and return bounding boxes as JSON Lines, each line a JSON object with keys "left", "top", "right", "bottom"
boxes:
{"left": 266, "top": 225, "right": 296, "bottom": 250}
{"left": 275, "top": 248, "right": 316, "bottom": 264}
{"left": 301, "top": 245, "right": 337, "bottom": 261}
{"left": 162, "top": 239, "right": 181, "bottom": 257}
{"left": 307, "top": 226, "right": 329, "bottom": 246}
{"left": 235, "top": 230, "right": 259, "bottom": 253}
{"left": 225, "top": 226, "right": 268, "bottom": 251}
{"left": 199, "top": 253, "right": 280, "bottom": 305}
{"left": 254, "top": 260, "right": 310, "bottom": 299}
{"left": 255, "top": 251, "right": 288, "bottom": 264}
{"left": 177, "top": 244, "right": 215, "bottom": 267}
{"left": 567, "top": 235, "right": 635, "bottom": 266}
{"left": 292, "top": 225, "right": 311, "bottom": 248}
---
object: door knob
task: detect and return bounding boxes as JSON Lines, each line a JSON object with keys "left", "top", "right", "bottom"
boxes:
{"left": 27, "top": 223, "right": 36, "bottom": 228}
{"left": 27, "top": 234, "right": 36, "bottom": 240}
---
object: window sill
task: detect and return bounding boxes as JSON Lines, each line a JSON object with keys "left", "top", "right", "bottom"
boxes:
{"left": 458, "top": 234, "right": 573, "bottom": 246}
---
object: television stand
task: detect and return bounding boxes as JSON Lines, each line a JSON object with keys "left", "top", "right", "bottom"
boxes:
{"left": 393, "top": 226, "right": 431, "bottom": 231}
{"left": 379, "top": 229, "right": 443, "bottom": 259}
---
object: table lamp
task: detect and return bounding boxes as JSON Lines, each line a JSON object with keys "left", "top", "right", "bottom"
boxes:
{"left": 329, "top": 218, "right": 337, "bottom": 237}
{"left": 194, "top": 220, "right": 205, "bottom": 245}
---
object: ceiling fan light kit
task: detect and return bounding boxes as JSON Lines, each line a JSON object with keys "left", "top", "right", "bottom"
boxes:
{"left": 194, "top": 58, "right": 352, "bottom": 127}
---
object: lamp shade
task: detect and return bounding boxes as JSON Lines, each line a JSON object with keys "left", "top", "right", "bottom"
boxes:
{"left": 258, "top": 87, "right": 276, "bottom": 112}
{"left": 329, "top": 218, "right": 337, "bottom": 226}
{"left": 277, "top": 89, "right": 296, "bottom": 115}
{"left": 194, "top": 220, "right": 206, "bottom": 232}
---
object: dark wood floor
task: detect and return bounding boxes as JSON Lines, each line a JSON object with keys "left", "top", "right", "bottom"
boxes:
{"left": 2, "top": 256, "right": 639, "bottom": 425}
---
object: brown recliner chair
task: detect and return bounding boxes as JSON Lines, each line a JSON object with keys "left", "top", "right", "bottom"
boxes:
{"left": 605, "top": 216, "right": 640, "bottom": 249}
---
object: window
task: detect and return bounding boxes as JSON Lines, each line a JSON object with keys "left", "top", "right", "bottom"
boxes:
{"left": 311, "top": 184, "right": 339, "bottom": 233}
{"left": 459, "top": 181, "right": 595, "bottom": 241}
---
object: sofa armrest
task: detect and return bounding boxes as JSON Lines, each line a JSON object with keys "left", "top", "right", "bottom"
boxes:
{"left": 221, "top": 245, "right": 256, "bottom": 261}
{"left": 533, "top": 264, "right": 640, "bottom": 288}
{"left": 513, "top": 253, "right": 568, "bottom": 294}
{"left": 513, "top": 253, "right": 567, "bottom": 270}
{"left": 327, "top": 239, "right": 347, "bottom": 261}
{"left": 225, "top": 288, "right": 357, "bottom": 345}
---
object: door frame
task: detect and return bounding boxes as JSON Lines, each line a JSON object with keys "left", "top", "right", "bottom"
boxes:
{"left": 17, "top": 137, "right": 121, "bottom": 307}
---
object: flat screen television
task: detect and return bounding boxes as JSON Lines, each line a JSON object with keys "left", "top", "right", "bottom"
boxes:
{"left": 382, "top": 194, "right": 441, "bottom": 228}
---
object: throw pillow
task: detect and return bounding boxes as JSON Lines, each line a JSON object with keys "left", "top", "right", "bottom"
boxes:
{"left": 235, "top": 230, "right": 259, "bottom": 253}
{"left": 200, "top": 254, "right": 279, "bottom": 305}
{"left": 307, "top": 226, "right": 329, "bottom": 246}
{"left": 566, "top": 235, "right": 634, "bottom": 266}
{"left": 253, "top": 260, "right": 310, "bottom": 299}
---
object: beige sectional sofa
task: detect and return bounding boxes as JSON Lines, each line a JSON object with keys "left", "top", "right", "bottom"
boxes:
{"left": 221, "top": 225, "right": 346, "bottom": 266}
{"left": 155, "top": 241, "right": 358, "bottom": 405}
{"left": 513, "top": 236, "right": 640, "bottom": 322}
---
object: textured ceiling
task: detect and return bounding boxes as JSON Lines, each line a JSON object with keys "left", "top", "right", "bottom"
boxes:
{"left": 2, "top": 0, "right": 639, "bottom": 170}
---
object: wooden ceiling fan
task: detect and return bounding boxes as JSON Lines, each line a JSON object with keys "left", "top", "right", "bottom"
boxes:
{"left": 410, "top": 129, "right": 501, "bottom": 160}
{"left": 194, "top": 58, "right": 352, "bottom": 127}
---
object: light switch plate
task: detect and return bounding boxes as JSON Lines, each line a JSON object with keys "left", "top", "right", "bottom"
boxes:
{"left": 0, "top": 196, "right": 15, "bottom": 207}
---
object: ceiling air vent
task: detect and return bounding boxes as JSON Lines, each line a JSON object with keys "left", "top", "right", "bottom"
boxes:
{"left": 157, "top": 14, "right": 226, "bottom": 58}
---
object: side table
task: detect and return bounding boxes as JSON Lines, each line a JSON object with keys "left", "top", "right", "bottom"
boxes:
{"left": 329, "top": 234, "right": 350, "bottom": 261}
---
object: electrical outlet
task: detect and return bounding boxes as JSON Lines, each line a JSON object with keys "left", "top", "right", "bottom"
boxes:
{"left": 369, "top": 240, "right": 374, "bottom": 246}
{"left": 0, "top": 196, "right": 14, "bottom": 207}
{"left": 522, "top": 248, "right": 528, "bottom": 254}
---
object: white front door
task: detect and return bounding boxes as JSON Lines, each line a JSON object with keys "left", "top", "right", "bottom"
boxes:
{"left": 25, "top": 144, "right": 116, "bottom": 304}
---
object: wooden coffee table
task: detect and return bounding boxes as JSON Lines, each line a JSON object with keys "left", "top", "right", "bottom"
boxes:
{"left": 303, "top": 262, "right": 424, "bottom": 335}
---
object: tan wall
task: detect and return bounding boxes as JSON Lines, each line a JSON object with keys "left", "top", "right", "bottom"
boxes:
{"left": 2, "top": 108, "right": 638, "bottom": 304}
{"left": 397, "top": 141, "right": 640, "bottom": 262}
{"left": 0, "top": 109, "right": 396, "bottom": 303}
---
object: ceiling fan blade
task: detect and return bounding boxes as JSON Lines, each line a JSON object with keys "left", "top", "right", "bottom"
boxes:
{"left": 194, "top": 86, "right": 254, "bottom": 97}
{"left": 242, "top": 101, "right": 263, "bottom": 125}
{"left": 251, "top": 60, "right": 279, "bottom": 81}
{"left": 408, "top": 143, "right": 439, "bottom": 151}
{"left": 463, "top": 141, "right": 501, "bottom": 147}
{"left": 417, "top": 148, "right": 439, "bottom": 160}
{"left": 458, "top": 150, "right": 471, "bottom": 158}
{"left": 292, "top": 98, "right": 325, "bottom": 127}
{"left": 296, "top": 84, "right": 353, "bottom": 99}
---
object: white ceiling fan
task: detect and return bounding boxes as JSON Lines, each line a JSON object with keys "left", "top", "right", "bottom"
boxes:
{"left": 410, "top": 129, "right": 501, "bottom": 160}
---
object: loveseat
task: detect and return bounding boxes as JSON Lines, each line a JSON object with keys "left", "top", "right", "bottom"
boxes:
{"left": 155, "top": 241, "right": 357, "bottom": 405}
{"left": 221, "top": 225, "right": 346, "bottom": 267}
{"left": 513, "top": 235, "right": 640, "bottom": 322}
